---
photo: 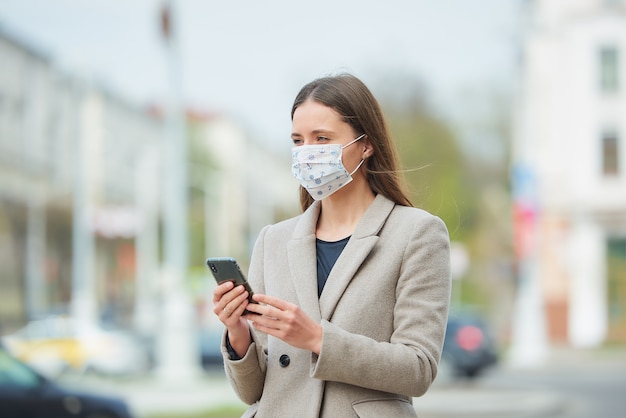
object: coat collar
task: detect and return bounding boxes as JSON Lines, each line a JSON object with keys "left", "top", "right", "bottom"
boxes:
{"left": 287, "top": 194, "right": 396, "bottom": 322}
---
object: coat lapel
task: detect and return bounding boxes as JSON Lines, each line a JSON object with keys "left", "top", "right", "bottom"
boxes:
{"left": 320, "top": 195, "right": 395, "bottom": 320}
{"left": 287, "top": 195, "right": 396, "bottom": 323}
{"left": 287, "top": 201, "right": 323, "bottom": 323}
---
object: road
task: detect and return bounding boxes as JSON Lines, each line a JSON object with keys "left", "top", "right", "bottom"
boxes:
{"left": 59, "top": 347, "right": 626, "bottom": 418}
{"left": 416, "top": 347, "right": 626, "bottom": 418}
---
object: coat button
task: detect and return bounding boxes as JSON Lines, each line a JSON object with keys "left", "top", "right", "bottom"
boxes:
{"left": 279, "top": 354, "right": 290, "bottom": 367}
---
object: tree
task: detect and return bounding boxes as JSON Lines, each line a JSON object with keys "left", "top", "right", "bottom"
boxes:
{"left": 374, "top": 73, "right": 514, "bottom": 316}
{"left": 375, "top": 74, "right": 477, "bottom": 242}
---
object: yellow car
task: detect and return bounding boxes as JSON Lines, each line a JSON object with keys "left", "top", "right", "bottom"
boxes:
{"left": 2, "top": 316, "right": 149, "bottom": 377}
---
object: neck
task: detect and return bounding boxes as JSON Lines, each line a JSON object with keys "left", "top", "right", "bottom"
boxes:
{"left": 315, "top": 182, "right": 375, "bottom": 241}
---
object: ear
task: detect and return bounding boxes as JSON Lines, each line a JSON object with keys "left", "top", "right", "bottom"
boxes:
{"left": 362, "top": 136, "right": 374, "bottom": 159}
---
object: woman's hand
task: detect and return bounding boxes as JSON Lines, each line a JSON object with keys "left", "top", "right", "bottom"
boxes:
{"left": 212, "top": 281, "right": 252, "bottom": 357}
{"left": 244, "top": 294, "right": 323, "bottom": 355}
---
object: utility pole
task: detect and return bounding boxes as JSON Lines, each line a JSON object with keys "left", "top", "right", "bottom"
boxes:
{"left": 23, "top": 63, "right": 46, "bottom": 320}
{"left": 156, "top": 0, "right": 200, "bottom": 380}
{"left": 508, "top": 3, "right": 548, "bottom": 368}
{"left": 134, "top": 149, "right": 160, "bottom": 340}
{"left": 25, "top": 192, "right": 46, "bottom": 320}
{"left": 71, "top": 85, "right": 98, "bottom": 326}
{"left": 509, "top": 164, "right": 548, "bottom": 367}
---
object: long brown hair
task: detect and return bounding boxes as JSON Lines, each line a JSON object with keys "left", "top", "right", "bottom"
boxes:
{"left": 291, "top": 73, "right": 412, "bottom": 212}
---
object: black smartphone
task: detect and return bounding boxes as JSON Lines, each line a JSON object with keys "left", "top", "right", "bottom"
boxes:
{"left": 206, "top": 257, "right": 258, "bottom": 313}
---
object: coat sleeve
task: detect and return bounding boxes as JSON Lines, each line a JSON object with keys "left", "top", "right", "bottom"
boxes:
{"left": 222, "top": 225, "right": 270, "bottom": 405}
{"left": 310, "top": 214, "right": 451, "bottom": 397}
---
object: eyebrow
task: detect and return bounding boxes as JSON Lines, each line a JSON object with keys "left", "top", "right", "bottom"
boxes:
{"left": 291, "top": 128, "right": 337, "bottom": 138}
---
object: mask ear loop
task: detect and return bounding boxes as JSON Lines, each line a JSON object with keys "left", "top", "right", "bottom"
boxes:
{"left": 341, "top": 133, "right": 366, "bottom": 149}
{"left": 349, "top": 158, "right": 366, "bottom": 176}
{"left": 343, "top": 134, "right": 367, "bottom": 176}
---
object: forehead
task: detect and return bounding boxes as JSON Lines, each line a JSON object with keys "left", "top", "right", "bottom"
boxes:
{"left": 292, "top": 100, "right": 348, "bottom": 134}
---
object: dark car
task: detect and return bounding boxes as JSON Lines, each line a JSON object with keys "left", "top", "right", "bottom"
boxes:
{"left": 441, "top": 313, "right": 498, "bottom": 378}
{"left": 199, "top": 326, "right": 224, "bottom": 370}
{"left": 0, "top": 344, "right": 135, "bottom": 418}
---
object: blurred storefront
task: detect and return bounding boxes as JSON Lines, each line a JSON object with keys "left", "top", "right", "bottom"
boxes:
{"left": 0, "top": 26, "right": 297, "bottom": 337}
{"left": 513, "top": 0, "right": 626, "bottom": 350}
{"left": 0, "top": 25, "right": 166, "bottom": 331}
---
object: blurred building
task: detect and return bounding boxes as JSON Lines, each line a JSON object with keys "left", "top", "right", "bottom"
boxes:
{"left": 0, "top": 25, "right": 166, "bottom": 331}
{"left": 514, "top": 0, "right": 626, "bottom": 349}
{"left": 0, "top": 26, "right": 297, "bottom": 335}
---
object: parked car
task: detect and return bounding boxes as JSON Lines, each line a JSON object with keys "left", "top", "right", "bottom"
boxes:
{"left": 1, "top": 316, "right": 150, "bottom": 377}
{"left": 441, "top": 312, "right": 498, "bottom": 378}
{"left": 199, "top": 325, "right": 225, "bottom": 370}
{"left": 0, "top": 343, "right": 135, "bottom": 418}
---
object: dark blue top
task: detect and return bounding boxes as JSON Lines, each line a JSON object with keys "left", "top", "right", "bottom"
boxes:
{"left": 227, "top": 235, "right": 351, "bottom": 360}
{"left": 316, "top": 236, "right": 350, "bottom": 297}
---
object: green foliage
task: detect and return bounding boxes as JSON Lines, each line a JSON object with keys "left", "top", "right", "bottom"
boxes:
{"left": 388, "top": 112, "right": 477, "bottom": 242}
{"left": 376, "top": 73, "right": 514, "bottom": 313}
{"left": 186, "top": 116, "right": 219, "bottom": 271}
{"left": 147, "top": 405, "right": 246, "bottom": 418}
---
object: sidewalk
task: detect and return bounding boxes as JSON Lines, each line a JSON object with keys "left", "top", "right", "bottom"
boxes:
{"left": 61, "top": 369, "right": 562, "bottom": 418}
{"left": 58, "top": 347, "right": 626, "bottom": 418}
{"left": 418, "top": 346, "right": 626, "bottom": 418}
{"left": 59, "top": 370, "right": 245, "bottom": 417}
{"left": 61, "top": 371, "right": 563, "bottom": 418}
{"left": 415, "top": 362, "right": 564, "bottom": 418}
{"left": 415, "top": 387, "right": 565, "bottom": 418}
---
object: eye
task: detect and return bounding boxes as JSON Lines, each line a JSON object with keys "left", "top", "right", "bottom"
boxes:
{"left": 292, "top": 137, "right": 303, "bottom": 146}
{"left": 317, "top": 136, "right": 330, "bottom": 142}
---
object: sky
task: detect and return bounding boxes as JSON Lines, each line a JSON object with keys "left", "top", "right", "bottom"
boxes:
{"left": 0, "top": 0, "right": 523, "bottom": 153}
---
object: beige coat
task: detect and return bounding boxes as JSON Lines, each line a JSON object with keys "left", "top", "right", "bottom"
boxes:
{"left": 222, "top": 194, "right": 451, "bottom": 417}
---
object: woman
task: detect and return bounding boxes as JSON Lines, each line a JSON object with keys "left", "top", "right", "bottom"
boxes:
{"left": 213, "top": 73, "right": 451, "bottom": 417}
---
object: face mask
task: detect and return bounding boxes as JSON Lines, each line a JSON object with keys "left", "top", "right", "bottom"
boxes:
{"left": 291, "top": 134, "right": 366, "bottom": 200}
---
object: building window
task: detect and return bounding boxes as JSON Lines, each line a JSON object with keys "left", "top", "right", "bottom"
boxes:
{"left": 602, "top": 131, "right": 620, "bottom": 176}
{"left": 599, "top": 47, "right": 620, "bottom": 93}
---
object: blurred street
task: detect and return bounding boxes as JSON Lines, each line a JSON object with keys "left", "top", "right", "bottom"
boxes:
{"left": 1, "top": 2, "right": 626, "bottom": 417}
{"left": 55, "top": 347, "right": 626, "bottom": 418}
{"left": 419, "top": 347, "right": 626, "bottom": 417}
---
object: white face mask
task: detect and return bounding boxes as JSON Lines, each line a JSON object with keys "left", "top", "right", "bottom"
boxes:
{"left": 291, "top": 134, "right": 366, "bottom": 200}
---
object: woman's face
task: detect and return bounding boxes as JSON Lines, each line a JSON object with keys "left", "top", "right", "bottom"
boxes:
{"left": 291, "top": 99, "right": 365, "bottom": 172}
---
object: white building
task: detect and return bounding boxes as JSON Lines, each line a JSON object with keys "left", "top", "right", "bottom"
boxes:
{"left": 514, "top": 0, "right": 626, "bottom": 350}
{"left": 0, "top": 25, "right": 168, "bottom": 327}
{"left": 0, "top": 24, "right": 297, "bottom": 333}
{"left": 196, "top": 116, "right": 297, "bottom": 265}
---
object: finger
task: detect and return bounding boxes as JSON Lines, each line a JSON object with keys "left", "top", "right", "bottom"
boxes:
{"left": 212, "top": 280, "right": 235, "bottom": 303}
{"left": 218, "top": 300, "right": 234, "bottom": 317}
{"left": 241, "top": 302, "right": 270, "bottom": 319}
{"left": 232, "top": 292, "right": 251, "bottom": 315}
{"left": 222, "top": 288, "right": 250, "bottom": 317}
{"left": 243, "top": 301, "right": 263, "bottom": 315}
{"left": 243, "top": 299, "right": 281, "bottom": 320}
{"left": 252, "top": 321, "right": 280, "bottom": 338}
{"left": 252, "top": 293, "right": 294, "bottom": 311}
{"left": 223, "top": 284, "right": 246, "bottom": 306}
{"left": 213, "top": 284, "right": 243, "bottom": 317}
{"left": 249, "top": 315, "right": 281, "bottom": 333}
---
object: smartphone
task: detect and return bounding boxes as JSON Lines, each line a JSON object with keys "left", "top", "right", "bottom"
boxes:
{"left": 206, "top": 257, "right": 258, "bottom": 313}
